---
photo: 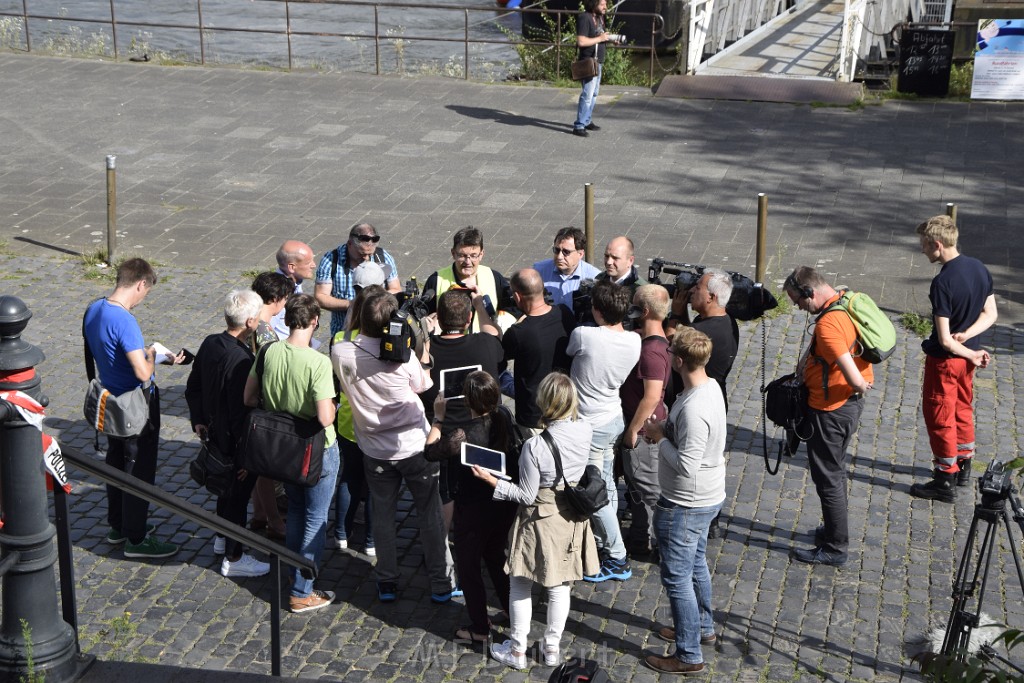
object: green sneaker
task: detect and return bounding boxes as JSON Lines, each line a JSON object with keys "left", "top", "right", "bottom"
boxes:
{"left": 123, "top": 536, "right": 178, "bottom": 559}
{"left": 106, "top": 523, "right": 155, "bottom": 545}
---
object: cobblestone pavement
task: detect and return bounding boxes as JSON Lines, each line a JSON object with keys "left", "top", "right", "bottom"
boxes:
{"left": 0, "top": 52, "right": 1021, "bottom": 681}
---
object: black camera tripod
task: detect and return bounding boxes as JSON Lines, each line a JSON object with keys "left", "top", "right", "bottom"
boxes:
{"left": 940, "top": 462, "right": 1024, "bottom": 675}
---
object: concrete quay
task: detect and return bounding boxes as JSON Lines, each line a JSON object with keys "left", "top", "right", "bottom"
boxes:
{"left": 0, "top": 52, "right": 1021, "bottom": 681}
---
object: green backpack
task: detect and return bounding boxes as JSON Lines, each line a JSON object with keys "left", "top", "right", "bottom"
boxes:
{"left": 823, "top": 288, "right": 897, "bottom": 364}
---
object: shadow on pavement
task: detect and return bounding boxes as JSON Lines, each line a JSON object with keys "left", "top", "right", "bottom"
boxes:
{"left": 445, "top": 104, "right": 568, "bottom": 133}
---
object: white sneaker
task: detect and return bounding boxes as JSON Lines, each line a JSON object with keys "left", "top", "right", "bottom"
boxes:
{"left": 221, "top": 553, "right": 270, "bottom": 578}
{"left": 365, "top": 544, "right": 376, "bottom": 557}
{"left": 213, "top": 535, "right": 226, "bottom": 555}
{"left": 544, "top": 646, "right": 560, "bottom": 666}
{"left": 326, "top": 537, "right": 347, "bottom": 550}
{"left": 490, "top": 640, "right": 527, "bottom": 670}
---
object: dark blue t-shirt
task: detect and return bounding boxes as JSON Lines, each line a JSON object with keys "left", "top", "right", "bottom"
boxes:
{"left": 922, "top": 254, "right": 993, "bottom": 358}
{"left": 84, "top": 299, "right": 148, "bottom": 395}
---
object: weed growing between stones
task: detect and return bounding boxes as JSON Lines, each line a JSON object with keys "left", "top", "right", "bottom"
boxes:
{"left": 900, "top": 311, "right": 932, "bottom": 338}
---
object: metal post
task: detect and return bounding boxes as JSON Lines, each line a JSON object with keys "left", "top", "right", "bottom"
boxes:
{"left": 198, "top": 0, "right": 206, "bottom": 65}
{"left": 464, "top": 10, "right": 470, "bottom": 80}
{"left": 105, "top": 155, "right": 117, "bottom": 264}
{"left": 756, "top": 193, "right": 768, "bottom": 283}
{"left": 270, "top": 557, "right": 281, "bottom": 676}
{"left": 584, "top": 183, "right": 595, "bottom": 263}
{"left": 108, "top": 0, "right": 118, "bottom": 60}
{"left": 21, "top": 0, "right": 30, "bottom": 52}
{"left": 946, "top": 202, "right": 957, "bottom": 223}
{"left": 556, "top": 12, "right": 562, "bottom": 77}
{"left": 649, "top": 16, "right": 655, "bottom": 87}
{"left": 0, "top": 297, "right": 81, "bottom": 683}
{"left": 286, "top": 0, "right": 293, "bottom": 70}
{"left": 374, "top": 7, "right": 380, "bottom": 76}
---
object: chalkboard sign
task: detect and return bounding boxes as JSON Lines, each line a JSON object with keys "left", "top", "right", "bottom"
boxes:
{"left": 898, "top": 28, "right": 955, "bottom": 97}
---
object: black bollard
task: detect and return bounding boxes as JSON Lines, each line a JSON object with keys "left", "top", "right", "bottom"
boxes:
{"left": 0, "top": 296, "right": 79, "bottom": 682}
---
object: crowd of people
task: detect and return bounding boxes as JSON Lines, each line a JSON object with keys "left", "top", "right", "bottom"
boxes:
{"left": 81, "top": 214, "right": 995, "bottom": 675}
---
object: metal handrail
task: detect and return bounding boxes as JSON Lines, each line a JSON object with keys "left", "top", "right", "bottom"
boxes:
{"left": 55, "top": 445, "right": 315, "bottom": 678}
{"left": 0, "top": 0, "right": 664, "bottom": 85}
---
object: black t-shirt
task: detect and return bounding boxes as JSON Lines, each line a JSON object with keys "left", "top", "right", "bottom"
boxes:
{"left": 424, "top": 413, "right": 521, "bottom": 505}
{"left": 666, "top": 314, "right": 739, "bottom": 412}
{"left": 922, "top": 254, "right": 993, "bottom": 358}
{"left": 421, "top": 333, "right": 504, "bottom": 423}
{"left": 502, "top": 305, "right": 577, "bottom": 428}
{"left": 577, "top": 11, "right": 606, "bottom": 63}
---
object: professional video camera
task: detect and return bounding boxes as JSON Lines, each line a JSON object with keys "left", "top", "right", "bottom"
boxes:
{"left": 380, "top": 277, "right": 434, "bottom": 363}
{"left": 647, "top": 258, "right": 777, "bottom": 321}
{"left": 571, "top": 279, "right": 639, "bottom": 330}
{"left": 979, "top": 460, "right": 1014, "bottom": 508}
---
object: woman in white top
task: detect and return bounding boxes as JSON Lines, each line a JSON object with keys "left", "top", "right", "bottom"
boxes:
{"left": 472, "top": 372, "right": 599, "bottom": 669}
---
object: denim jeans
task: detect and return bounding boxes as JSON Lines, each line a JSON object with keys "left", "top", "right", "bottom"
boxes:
{"left": 588, "top": 413, "right": 627, "bottom": 562}
{"left": 334, "top": 436, "right": 373, "bottom": 545}
{"left": 574, "top": 64, "right": 602, "bottom": 130}
{"left": 363, "top": 452, "right": 452, "bottom": 594}
{"left": 285, "top": 441, "right": 340, "bottom": 598}
{"left": 653, "top": 498, "right": 722, "bottom": 665}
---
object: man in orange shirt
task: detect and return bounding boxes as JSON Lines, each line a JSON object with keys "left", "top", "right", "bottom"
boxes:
{"left": 783, "top": 267, "right": 873, "bottom": 567}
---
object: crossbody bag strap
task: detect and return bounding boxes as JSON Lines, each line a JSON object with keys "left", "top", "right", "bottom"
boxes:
{"left": 540, "top": 429, "right": 567, "bottom": 487}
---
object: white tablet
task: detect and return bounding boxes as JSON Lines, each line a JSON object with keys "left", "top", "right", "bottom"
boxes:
{"left": 461, "top": 442, "right": 510, "bottom": 481}
{"left": 440, "top": 364, "right": 482, "bottom": 400}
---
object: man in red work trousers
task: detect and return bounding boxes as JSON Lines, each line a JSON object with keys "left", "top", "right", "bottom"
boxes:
{"left": 910, "top": 215, "right": 998, "bottom": 503}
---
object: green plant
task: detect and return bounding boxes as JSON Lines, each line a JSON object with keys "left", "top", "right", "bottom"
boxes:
{"left": 241, "top": 268, "right": 263, "bottom": 280}
{"left": 79, "top": 611, "right": 156, "bottom": 664}
{"left": 900, "top": 311, "right": 932, "bottom": 337}
{"left": 0, "top": 17, "right": 24, "bottom": 50}
{"left": 19, "top": 619, "right": 43, "bottom": 683}
{"left": 948, "top": 61, "right": 974, "bottom": 99}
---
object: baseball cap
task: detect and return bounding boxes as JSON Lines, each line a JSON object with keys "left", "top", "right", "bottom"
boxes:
{"left": 353, "top": 261, "right": 387, "bottom": 289}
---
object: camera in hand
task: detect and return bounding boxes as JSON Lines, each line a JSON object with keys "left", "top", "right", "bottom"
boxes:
{"left": 647, "top": 258, "right": 778, "bottom": 321}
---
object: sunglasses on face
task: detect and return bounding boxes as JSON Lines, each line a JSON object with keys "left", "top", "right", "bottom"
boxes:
{"left": 552, "top": 246, "right": 577, "bottom": 257}
{"left": 353, "top": 234, "right": 381, "bottom": 243}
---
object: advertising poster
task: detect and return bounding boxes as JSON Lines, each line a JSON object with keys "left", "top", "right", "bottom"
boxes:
{"left": 972, "top": 19, "right": 1024, "bottom": 100}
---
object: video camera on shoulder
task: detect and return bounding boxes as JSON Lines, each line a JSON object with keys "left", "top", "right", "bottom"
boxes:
{"left": 648, "top": 258, "right": 778, "bottom": 321}
{"left": 380, "top": 277, "right": 433, "bottom": 363}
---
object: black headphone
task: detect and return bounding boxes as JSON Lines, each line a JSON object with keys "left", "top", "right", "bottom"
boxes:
{"left": 784, "top": 273, "right": 813, "bottom": 300}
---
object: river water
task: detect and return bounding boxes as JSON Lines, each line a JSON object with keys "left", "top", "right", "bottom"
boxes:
{"left": 0, "top": 0, "right": 527, "bottom": 79}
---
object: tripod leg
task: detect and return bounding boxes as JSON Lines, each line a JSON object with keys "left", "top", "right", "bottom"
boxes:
{"left": 942, "top": 511, "right": 999, "bottom": 659}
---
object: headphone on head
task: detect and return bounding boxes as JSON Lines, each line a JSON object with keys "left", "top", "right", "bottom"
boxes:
{"left": 785, "top": 273, "right": 813, "bottom": 300}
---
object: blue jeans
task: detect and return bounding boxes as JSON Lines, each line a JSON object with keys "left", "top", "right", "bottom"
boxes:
{"left": 334, "top": 437, "right": 373, "bottom": 545}
{"left": 653, "top": 498, "right": 722, "bottom": 664}
{"left": 285, "top": 441, "right": 340, "bottom": 598}
{"left": 588, "top": 414, "right": 627, "bottom": 562}
{"left": 574, "top": 64, "right": 602, "bottom": 130}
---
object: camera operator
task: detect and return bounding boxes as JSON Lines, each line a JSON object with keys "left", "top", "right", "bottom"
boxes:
{"left": 665, "top": 268, "right": 739, "bottom": 413}
{"left": 783, "top": 267, "right": 872, "bottom": 567}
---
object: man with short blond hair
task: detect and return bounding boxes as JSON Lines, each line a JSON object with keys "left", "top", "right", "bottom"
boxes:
{"left": 910, "top": 215, "right": 997, "bottom": 501}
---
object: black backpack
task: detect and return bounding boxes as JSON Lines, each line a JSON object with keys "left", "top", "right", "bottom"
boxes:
{"left": 549, "top": 658, "right": 611, "bottom": 683}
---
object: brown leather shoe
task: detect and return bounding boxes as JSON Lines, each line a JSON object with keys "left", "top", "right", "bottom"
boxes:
{"left": 644, "top": 654, "right": 705, "bottom": 675}
{"left": 656, "top": 627, "right": 716, "bottom": 646}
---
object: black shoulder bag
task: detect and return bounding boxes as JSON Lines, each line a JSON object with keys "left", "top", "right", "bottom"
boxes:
{"left": 541, "top": 429, "right": 608, "bottom": 521}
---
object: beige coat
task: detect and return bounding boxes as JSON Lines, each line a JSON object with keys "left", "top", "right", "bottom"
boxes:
{"left": 505, "top": 486, "right": 600, "bottom": 587}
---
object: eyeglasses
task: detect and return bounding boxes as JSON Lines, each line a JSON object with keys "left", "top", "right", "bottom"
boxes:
{"left": 552, "top": 246, "right": 578, "bottom": 257}
{"left": 454, "top": 252, "right": 483, "bottom": 262}
{"left": 353, "top": 234, "right": 381, "bottom": 243}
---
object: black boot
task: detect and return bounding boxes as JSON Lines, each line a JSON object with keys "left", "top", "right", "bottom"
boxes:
{"left": 956, "top": 458, "right": 972, "bottom": 487}
{"left": 910, "top": 470, "right": 956, "bottom": 503}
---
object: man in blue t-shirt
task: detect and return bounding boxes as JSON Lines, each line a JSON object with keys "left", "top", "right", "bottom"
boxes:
{"left": 83, "top": 258, "right": 185, "bottom": 559}
{"left": 910, "top": 215, "right": 997, "bottom": 502}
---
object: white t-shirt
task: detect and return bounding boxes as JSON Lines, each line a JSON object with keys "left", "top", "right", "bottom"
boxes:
{"left": 567, "top": 326, "right": 641, "bottom": 427}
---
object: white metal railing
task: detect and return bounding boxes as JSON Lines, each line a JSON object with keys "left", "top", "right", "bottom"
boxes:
{"left": 686, "top": 0, "right": 794, "bottom": 73}
{"left": 837, "top": 0, "right": 925, "bottom": 80}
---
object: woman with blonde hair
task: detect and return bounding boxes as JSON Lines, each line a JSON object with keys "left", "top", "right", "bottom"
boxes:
{"left": 472, "top": 372, "right": 598, "bottom": 669}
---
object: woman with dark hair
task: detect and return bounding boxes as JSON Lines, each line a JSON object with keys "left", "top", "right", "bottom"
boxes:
{"left": 472, "top": 372, "right": 598, "bottom": 669}
{"left": 425, "top": 371, "right": 519, "bottom": 645}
